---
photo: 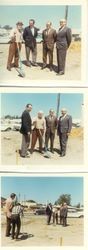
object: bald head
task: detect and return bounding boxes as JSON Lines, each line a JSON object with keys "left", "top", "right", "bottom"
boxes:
{"left": 38, "top": 111, "right": 44, "bottom": 118}
{"left": 60, "top": 19, "right": 67, "bottom": 28}
{"left": 49, "top": 109, "right": 55, "bottom": 117}
{"left": 61, "top": 108, "right": 67, "bottom": 116}
{"left": 46, "top": 22, "right": 52, "bottom": 30}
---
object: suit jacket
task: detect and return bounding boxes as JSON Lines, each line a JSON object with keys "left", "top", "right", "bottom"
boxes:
{"left": 57, "top": 114, "right": 72, "bottom": 134}
{"left": 45, "top": 115, "right": 57, "bottom": 134}
{"left": 63, "top": 207, "right": 68, "bottom": 218}
{"left": 56, "top": 26, "right": 72, "bottom": 50}
{"left": 23, "top": 26, "right": 38, "bottom": 48}
{"left": 20, "top": 110, "right": 32, "bottom": 135}
{"left": 42, "top": 28, "right": 57, "bottom": 50}
{"left": 46, "top": 204, "right": 52, "bottom": 215}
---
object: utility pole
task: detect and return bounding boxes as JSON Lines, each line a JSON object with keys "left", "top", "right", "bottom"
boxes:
{"left": 56, "top": 94, "right": 60, "bottom": 118}
{"left": 65, "top": 6, "right": 68, "bottom": 21}
{"left": 19, "top": 193, "right": 20, "bottom": 203}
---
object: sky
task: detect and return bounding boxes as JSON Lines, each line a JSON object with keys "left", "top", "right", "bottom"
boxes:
{"left": 1, "top": 93, "right": 83, "bottom": 119}
{"left": 1, "top": 176, "right": 83, "bottom": 206}
{"left": 0, "top": 5, "right": 81, "bottom": 30}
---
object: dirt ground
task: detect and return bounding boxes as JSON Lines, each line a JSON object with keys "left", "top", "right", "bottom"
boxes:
{"left": 0, "top": 42, "right": 81, "bottom": 85}
{"left": 1, "top": 128, "right": 83, "bottom": 168}
{"left": 1, "top": 214, "right": 84, "bottom": 246}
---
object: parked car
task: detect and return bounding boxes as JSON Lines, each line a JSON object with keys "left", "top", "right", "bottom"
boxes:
{"left": 34, "top": 208, "right": 46, "bottom": 215}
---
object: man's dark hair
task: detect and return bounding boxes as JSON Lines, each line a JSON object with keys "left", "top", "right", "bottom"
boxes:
{"left": 29, "top": 19, "right": 35, "bottom": 24}
{"left": 10, "top": 193, "right": 16, "bottom": 198}
{"left": 26, "top": 104, "right": 32, "bottom": 108}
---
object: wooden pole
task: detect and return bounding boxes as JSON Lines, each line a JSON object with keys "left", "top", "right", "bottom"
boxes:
{"left": 65, "top": 6, "right": 68, "bottom": 21}
{"left": 16, "top": 149, "right": 19, "bottom": 165}
{"left": 60, "top": 236, "right": 63, "bottom": 246}
{"left": 56, "top": 94, "right": 60, "bottom": 118}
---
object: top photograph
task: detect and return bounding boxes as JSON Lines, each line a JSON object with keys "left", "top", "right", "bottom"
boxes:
{"left": 0, "top": 3, "right": 86, "bottom": 86}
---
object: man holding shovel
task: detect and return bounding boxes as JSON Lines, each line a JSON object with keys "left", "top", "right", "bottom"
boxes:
{"left": 7, "top": 21, "right": 23, "bottom": 71}
{"left": 31, "top": 111, "right": 46, "bottom": 154}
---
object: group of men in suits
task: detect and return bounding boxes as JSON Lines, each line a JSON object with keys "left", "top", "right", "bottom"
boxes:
{"left": 7, "top": 19, "right": 72, "bottom": 75}
{"left": 46, "top": 202, "right": 68, "bottom": 226}
{"left": 20, "top": 104, "right": 72, "bottom": 158}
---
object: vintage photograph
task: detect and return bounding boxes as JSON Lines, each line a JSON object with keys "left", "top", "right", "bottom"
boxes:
{"left": 0, "top": 92, "right": 84, "bottom": 167}
{"left": 0, "top": 4, "right": 82, "bottom": 84}
{"left": 1, "top": 175, "right": 84, "bottom": 246}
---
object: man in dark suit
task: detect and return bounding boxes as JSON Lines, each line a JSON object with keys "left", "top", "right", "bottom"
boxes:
{"left": 46, "top": 203, "right": 52, "bottom": 225}
{"left": 42, "top": 22, "right": 56, "bottom": 71}
{"left": 56, "top": 19, "right": 72, "bottom": 75}
{"left": 57, "top": 108, "right": 72, "bottom": 156}
{"left": 23, "top": 19, "right": 39, "bottom": 67}
{"left": 45, "top": 109, "right": 57, "bottom": 153}
{"left": 20, "top": 104, "right": 32, "bottom": 157}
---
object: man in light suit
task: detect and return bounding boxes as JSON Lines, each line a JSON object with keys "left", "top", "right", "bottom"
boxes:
{"left": 42, "top": 22, "right": 56, "bottom": 71}
{"left": 57, "top": 108, "right": 72, "bottom": 156}
{"left": 56, "top": 19, "right": 72, "bottom": 75}
{"left": 45, "top": 109, "right": 57, "bottom": 153}
{"left": 23, "top": 19, "right": 39, "bottom": 67}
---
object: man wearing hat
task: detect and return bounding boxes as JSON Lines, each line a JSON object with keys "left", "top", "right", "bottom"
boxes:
{"left": 57, "top": 108, "right": 72, "bottom": 156}
{"left": 7, "top": 22, "right": 23, "bottom": 71}
{"left": 23, "top": 19, "right": 39, "bottom": 67}
{"left": 56, "top": 19, "right": 72, "bottom": 75}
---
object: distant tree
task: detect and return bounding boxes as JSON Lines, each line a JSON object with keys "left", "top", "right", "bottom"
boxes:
{"left": 26, "top": 200, "right": 36, "bottom": 203}
{"left": 5, "top": 115, "right": 11, "bottom": 119}
{"left": 4, "top": 115, "right": 20, "bottom": 119}
{"left": 3, "top": 25, "right": 12, "bottom": 30}
{"left": 55, "top": 194, "right": 71, "bottom": 206}
{"left": 76, "top": 202, "right": 80, "bottom": 208}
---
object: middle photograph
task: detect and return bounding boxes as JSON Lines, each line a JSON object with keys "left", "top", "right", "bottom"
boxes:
{"left": 0, "top": 88, "right": 84, "bottom": 172}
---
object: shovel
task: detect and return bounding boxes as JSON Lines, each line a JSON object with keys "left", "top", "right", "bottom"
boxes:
{"left": 16, "top": 44, "right": 25, "bottom": 77}
{"left": 39, "top": 129, "right": 51, "bottom": 158}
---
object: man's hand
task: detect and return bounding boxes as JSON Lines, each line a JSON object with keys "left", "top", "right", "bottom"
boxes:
{"left": 28, "top": 132, "right": 30, "bottom": 136}
{"left": 67, "top": 132, "right": 70, "bottom": 136}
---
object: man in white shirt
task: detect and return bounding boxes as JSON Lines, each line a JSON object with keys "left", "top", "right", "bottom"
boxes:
{"left": 11, "top": 203, "right": 23, "bottom": 239}
{"left": 31, "top": 111, "right": 46, "bottom": 154}
{"left": 7, "top": 21, "right": 23, "bottom": 71}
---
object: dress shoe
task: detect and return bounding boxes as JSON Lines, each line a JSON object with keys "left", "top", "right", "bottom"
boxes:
{"left": 50, "top": 149, "right": 54, "bottom": 154}
{"left": 39, "top": 150, "right": 44, "bottom": 154}
{"left": 7, "top": 66, "right": 11, "bottom": 71}
{"left": 41, "top": 64, "right": 47, "bottom": 69}
{"left": 32, "top": 62, "right": 38, "bottom": 66}
{"left": 50, "top": 66, "right": 53, "bottom": 71}
{"left": 26, "top": 62, "right": 31, "bottom": 67}
{"left": 60, "top": 152, "right": 65, "bottom": 157}
{"left": 58, "top": 71, "right": 64, "bottom": 75}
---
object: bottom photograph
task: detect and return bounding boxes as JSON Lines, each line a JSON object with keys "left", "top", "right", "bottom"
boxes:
{"left": 1, "top": 175, "right": 84, "bottom": 247}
